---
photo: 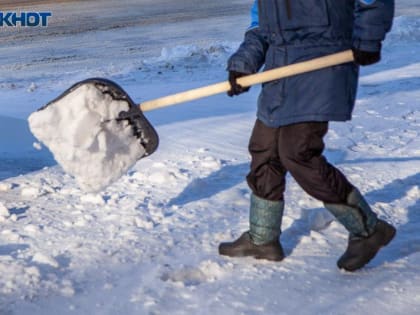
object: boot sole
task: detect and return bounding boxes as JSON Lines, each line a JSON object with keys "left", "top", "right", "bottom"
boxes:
{"left": 219, "top": 245, "right": 284, "bottom": 262}
{"left": 219, "top": 248, "right": 284, "bottom": 262}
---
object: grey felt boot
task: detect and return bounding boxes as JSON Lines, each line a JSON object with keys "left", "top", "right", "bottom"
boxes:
{"left": 324, "top": 188, "right": 396, "bottom": 271}
{"left": 218, "top": 194, "right": 285, "bottom": 261}
{"left": 336, "top": 219, "right": 396, "bottom": 271}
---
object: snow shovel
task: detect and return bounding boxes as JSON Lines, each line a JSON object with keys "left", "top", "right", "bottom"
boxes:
{"left": 28, "top": 50, "right": 354, "bottom": 192}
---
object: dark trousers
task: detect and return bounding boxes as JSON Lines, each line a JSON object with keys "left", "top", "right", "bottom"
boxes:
{"left": 247, "top": 120, "right": 354, "bottom": 204}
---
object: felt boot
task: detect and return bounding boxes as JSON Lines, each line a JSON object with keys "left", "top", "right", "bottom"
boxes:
{"left": 218, "top": 194, "right": 285, "bottom": 261}
{"left": 324, "top": 188, "right": 395, "bottom": 271}
{"left": 336, "top": 219, "right": 396, "bottom": 271}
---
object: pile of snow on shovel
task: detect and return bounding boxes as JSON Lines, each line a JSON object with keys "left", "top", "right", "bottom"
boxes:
{"left": 28, "top": 83, "right": 146, "bottom": 192}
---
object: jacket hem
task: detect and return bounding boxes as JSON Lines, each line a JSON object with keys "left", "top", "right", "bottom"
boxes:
{"left": 257, "top": 113, "right": 352, "bottom": 128}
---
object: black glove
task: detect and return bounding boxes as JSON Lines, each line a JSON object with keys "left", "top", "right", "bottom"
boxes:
{"left": 352, "top": 48, "right": 381, "bottom": 66}
{"left": 227, "top": 71, "right": 250, "bottom": 97}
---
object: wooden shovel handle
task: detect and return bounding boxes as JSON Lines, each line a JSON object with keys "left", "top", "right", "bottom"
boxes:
{"left": 140, "top": 50, "right": 354, "bottom": 112}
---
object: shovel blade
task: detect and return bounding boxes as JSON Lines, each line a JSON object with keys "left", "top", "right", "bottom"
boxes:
{"left": 28, "top": 78, "right": 159, "bottom": 192}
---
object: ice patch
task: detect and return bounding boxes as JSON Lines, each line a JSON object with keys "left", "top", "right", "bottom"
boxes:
{"left": 28, "top": 83, "right": 146, "bottom": 192}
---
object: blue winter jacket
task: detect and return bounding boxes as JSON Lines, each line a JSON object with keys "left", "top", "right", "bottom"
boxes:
{"left": 228, "top": 0, "right": 394, "bottom": 127}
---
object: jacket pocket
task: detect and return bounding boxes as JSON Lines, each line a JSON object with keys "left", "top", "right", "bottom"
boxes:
{"left": 279, "top": 0, "right": 330, "bottom": 30}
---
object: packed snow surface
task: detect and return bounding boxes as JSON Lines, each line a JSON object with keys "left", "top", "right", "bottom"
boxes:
{"left": 0, "top": 1, "right": 420, "bottom": 314}
{"left": 28, "top": 83, "right": 146, "bottom": 192}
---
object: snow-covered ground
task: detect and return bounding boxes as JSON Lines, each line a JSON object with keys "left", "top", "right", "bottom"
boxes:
{"left": 1, "top": 1, "right": 420, "bottom": 314}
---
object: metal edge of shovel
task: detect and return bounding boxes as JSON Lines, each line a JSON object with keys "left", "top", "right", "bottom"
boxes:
{"left": 36, "top": 50, "right": 354, "bottom": 159}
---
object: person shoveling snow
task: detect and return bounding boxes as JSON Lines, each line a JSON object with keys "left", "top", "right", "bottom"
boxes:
{"left": 218, "top": 0, "right": 396, "bottom": 272}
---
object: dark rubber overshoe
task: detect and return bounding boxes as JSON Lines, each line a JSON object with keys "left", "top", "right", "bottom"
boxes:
{"left": 218, "top": 232, "right": 285, "bottom": 261}
{"left": 337, "top": 219, "right": 396, "bottom": 272}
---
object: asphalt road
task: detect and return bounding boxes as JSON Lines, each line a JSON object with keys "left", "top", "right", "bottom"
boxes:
{"left": 1, "top": 0, "right": 82, "bottom": 9}
{"left": 1, "top": 0, "right": 250, "bottom": 36}
{"left": 1, "top": 0, "right": 418, "bottom": 42}
{"left": 0, "top": 0, "right": 252, "bottom": 67}
{"left": 2, "top": 0, "right": 419, "bottom": 14}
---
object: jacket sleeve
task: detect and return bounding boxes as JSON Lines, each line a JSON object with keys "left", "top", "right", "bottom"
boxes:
{"left": 227, "top": 0, "right": 268, "bottom": 74}
{"left": 353, "top": 0, "right": 395, "bottom": 52}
